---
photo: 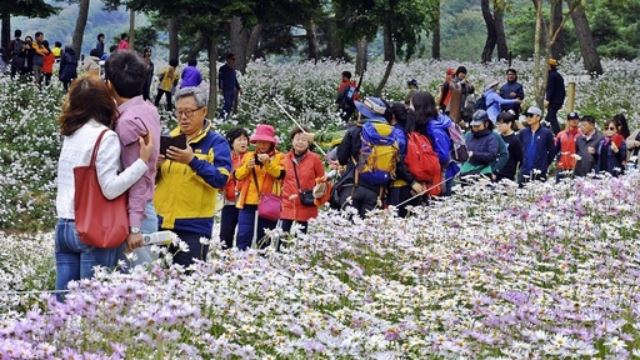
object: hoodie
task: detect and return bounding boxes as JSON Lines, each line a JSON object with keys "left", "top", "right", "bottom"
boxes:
{"left": 425, "top": 113, "right": 460, "bottom": 179}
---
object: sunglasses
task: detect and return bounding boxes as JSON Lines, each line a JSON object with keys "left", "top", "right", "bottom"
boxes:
{"left": 607, "top": 127, "right": 616, "bottom": 131}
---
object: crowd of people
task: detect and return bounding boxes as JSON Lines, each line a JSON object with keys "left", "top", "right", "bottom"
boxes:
{"left": 35, "top": 34, "right": 635, "bottom": 300}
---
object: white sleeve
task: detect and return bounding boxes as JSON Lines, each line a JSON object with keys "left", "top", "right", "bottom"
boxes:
{"left": 95, "top": 131, "right": 148, "bottom": 200}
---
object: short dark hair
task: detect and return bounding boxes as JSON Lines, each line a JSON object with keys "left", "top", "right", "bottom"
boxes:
{"left": 109, "top": 45, "right": 117, "bottom": 53}
{"left": 35, "top": 32, "right": 43, "bottom": 38}
{"left": 226, "top": 53, "right": 235, "bottom": 60}
{"left": 497, "top": 111, "right": 516, "bottom": 123}
{"left": 169, "top": 58, "right": 179, "bottom": 67}
{"left": 55, "top": 41, "right": 62, "bottom": 47}
{"left": 121, "top": 33, "right": 128, "bottom": 40}
{"left": 90, "top": 48, "right": 100, "bottom": 57}
{"left": 42, "top": 40, "right": 50, "bottom": 51}
{"left": 506, "top": 68, "right": 517, "bottom": 75}
{"left": 14, "top": 30, "right": 22, "bottom": 38}
{"left": 455, "top": 66, "right": 467, "bottom": 75}
{"left": 226, "top": 127, "right": 250, "bottom": 146}
{"left": 580, "top": 115, "right": 596, "bottom": 124}
{"left": 105, "top": 51, "right": 147, "bottom": 98}
{"left": 98, "top": 33, "right": 105, "bottom": 40}
{"left": 188, "top": 59, "right": 197, "bottom": 67}
{"left": 342, "top": 71, "right": 352, "bottom": 79}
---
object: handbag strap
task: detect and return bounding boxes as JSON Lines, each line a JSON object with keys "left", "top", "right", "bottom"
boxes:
{"left": 90, "top": 129, "right": 110, "bottom": 169}
{"left": 290, "top": 157, "right": 303, "bottom": 191}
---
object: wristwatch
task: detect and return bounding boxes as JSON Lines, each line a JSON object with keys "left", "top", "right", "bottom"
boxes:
{"left": 130, "top": 226, "right": 141, "bottom": 235}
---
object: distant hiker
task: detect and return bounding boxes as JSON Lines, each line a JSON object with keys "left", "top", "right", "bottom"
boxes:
{"left": 574, "top": 115, "right": 603, "bottom": 177}
{"left": 437, "top": 67, "right": 455, "bottom": 112}
{"left": 118, "top": 33, "right": 130, "bottom": 51}
{"left": 554, "top": 111, "right": 581, "bottom": 181}
{"left": 337, "top": 71, "right": 361, "bottom": 122}
{"left": 155, "top": 58, "right": 179, "bottom": 111}
{"left": 518, "top": 106, "right": 555, "bottom": 183}
{"left": 41, "top": 40, "right": 55, "bottom": 86}
{"left": 495, "top": 111, "right": 522, "bottom": 182}
{"left": 404, "top": 79, "right": 419, "bottom": 105}
{"left": 181, "top": 59, "right": 202, "bottom": 88}
{"left": 142, "top": 47, "right": 154, "bottom": 101}
{"left": 483, "top": 80, "right": 521, "bottom": 124}
{"left": 220, "top": 128, "right": 250, "bottom": 249}
{"left": 452, "top": 66, "right": 475, "bottom": 122}
{"left": 96, "top": 33, "right": 106, "bottom": 58}
{"left": 596, "top": 118, "right": 627, "bottom": 177}
{"left": 8, "top": 30, "right": 26, "bottom": 79}
{"left": 499, "top": 68, "right": 524, "bottom": 116}
{"left": 218, "top": 53, "right": 241, "bottom": 118}
{"left": 545, "top": 58, "right": 566, "bottom": 134}
{"left": 59, "top": 46, "right": 78, "bottom": 92}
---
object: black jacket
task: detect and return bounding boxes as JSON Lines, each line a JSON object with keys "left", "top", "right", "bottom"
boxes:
{"left": 546, "top": 69, "right": 566, "bottom": 106}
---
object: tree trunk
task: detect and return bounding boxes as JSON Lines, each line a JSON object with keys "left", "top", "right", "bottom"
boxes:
{"left": 431, "top": 1, "right": 440, "bottom": 60}
{"left": 246, "top": 23, "right": 262, "bottom": 67}
{"left": 206, "top": 35, "right": 218, "bottom": 117}
{"left": 128, "top": 9, "right": 135, "bottom": 50}
{"left": 1, "top": 14, "right": 10, "bottom": 60}
{"left": 480, "top": 0, "right": 497, "bottom": 63}
{"left": 550, "top": 0, "right": 564, "bottom": 59}
{"left": 355, "top": 36, "right": 368, "bottom": 76}
{"left": 72, "top": 0, "right": 90, "bottom": 57}
{"left": 569, "top": 0, "right": 603, "bottom": 75}
{"left": 375, "top": 13, "right": 395, "bottom": 96}
{"left": 229, "top": 16, "right": 248, "bottom": 73}
{"left": 494, "top": 5, "right": 508, "bottom": 60}
{"left": 327, "top": 16, "right": 345, "bottom": 59}
{"left": 306, "top": 18, "right": 319, "bottom": 63}
{"left": 168, "top": 17, "right": 179, "bottom": 64}
{"left": 383, "top": 16, "right": 394, "bottom": 62}
{"left": 532, "top": 0, "right": 545, "bottom": 108}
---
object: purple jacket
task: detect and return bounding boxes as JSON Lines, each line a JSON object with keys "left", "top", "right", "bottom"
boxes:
{"left": 180, "top": 66, "right": 202, "bottom": 88}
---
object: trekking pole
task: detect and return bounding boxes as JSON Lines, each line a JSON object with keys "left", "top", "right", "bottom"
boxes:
{"left": 272, "top": 98, "right": 328, "bottom": 157}
{"left": 395, "top": 173, "right": 460, "bottom": 208}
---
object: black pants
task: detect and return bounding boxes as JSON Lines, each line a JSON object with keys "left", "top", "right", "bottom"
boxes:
{"left": 166, "top": 229, "right": 209, "bottom": 268}
{"left": 219, "top": 205, "right": 239, "bottom": 249}
{"left": 155, "top": 89, "right": 173, "bottom": 111}
{"left": 546, "top": 104, "right": 561, "bottom": 135}
{"left": 387, "top": 186, "right": 416, "bottom": 218}
{"left": 338, "top": 185, "right": 379, "bottom": 218}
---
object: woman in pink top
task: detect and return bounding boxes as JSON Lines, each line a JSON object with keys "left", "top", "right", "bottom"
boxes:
{"left": 118, "top": 33, "right": 129, "bottom": 51}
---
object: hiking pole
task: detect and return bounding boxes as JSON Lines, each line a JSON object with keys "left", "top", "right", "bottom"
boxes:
{"left": 272, "top": 98, "right": 328, "bottom": 157}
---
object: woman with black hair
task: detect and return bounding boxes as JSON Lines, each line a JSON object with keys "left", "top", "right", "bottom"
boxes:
{"left": 220, "top": 127, "right": 250, "bottom": 249}
{"left": 409, "top": 91, "right": 459, "bottom": 196}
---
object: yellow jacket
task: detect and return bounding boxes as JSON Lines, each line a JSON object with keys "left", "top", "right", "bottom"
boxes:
{"left": 235, "top": 151, "right": 284, "bottom": 208}
{"left": 154, "top": 124, "right": 232, "bottom": 236}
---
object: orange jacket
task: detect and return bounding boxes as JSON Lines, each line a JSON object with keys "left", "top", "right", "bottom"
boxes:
{"left": 555, "top": 128, "right": 581, "bottom": 170}
{"left": 224, "top": 151, "right": 246, "bottom": 202}
{"left": 281, "top": 151, "right": 325, "bottom": 221}
{"left": 42, "top": 53, "right": 55, "bottom": 74}
{"left": 234, "top": 151, "right": 284, "bottom": 208}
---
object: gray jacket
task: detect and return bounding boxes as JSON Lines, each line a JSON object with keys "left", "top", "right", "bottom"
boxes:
{"left": 574, "top": 130, "right": 604, "bottom": 177}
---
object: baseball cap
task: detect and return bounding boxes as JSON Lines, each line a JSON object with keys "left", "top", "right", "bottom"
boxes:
{"left": 548, "top": 58, "right": 559, "bottom": 66}
{"left": 567, "top": 111, "right": 580, "bottom": 120}
{"left": 524, "top": 106, "right": 542, "bottom": 117}
{"left": 470, "top": 110, "right": 489, "bottom": 125}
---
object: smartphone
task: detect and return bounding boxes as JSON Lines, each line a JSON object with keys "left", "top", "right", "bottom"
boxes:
{"left": 160, "top": 134, "right": 187, "bottom": 155}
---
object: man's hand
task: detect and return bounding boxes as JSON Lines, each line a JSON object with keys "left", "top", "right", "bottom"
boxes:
{"left": 247, "top": 157, "right": 256, "bottom": 169}
{"left": 588, "top": 146, "right": 596, "bottom": 155}
{"left": 544, "top": 100, "right": 549, "bottom": 108}
{"left": 126, "top": 233, "right": 143, "bottom": 252}
{"left": 166, "top": 145, "right": 194, "bottom": 164}
{"left": 157, "top": 154, "right": 166, "bottom": 169}
{"left": 411, "top": 181, "right": 425, "bottom": 195}
{"left": 611, "top": 142, "right": 619, "bottom": 153}
{"left": 257, "top": 153, "right": 270, "bottom": 164}
{"left": 510, "top": 92, "right": 517, "bottom": 98}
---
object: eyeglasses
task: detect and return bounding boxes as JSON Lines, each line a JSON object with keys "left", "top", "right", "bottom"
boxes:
{"left": 175, "top": 107, "right": 203, "bottom": 118}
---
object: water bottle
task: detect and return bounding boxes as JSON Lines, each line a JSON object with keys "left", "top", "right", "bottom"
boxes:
{"left": 142, "top": 231, "right": 177, "bottom": 246}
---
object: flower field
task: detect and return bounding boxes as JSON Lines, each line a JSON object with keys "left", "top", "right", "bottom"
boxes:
{"left": 0, "top": 58, "right": 640, "bottom": 358}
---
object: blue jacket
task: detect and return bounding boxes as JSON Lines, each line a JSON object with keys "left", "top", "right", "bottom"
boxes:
{"left": 181, "top": 66, "right": 202, "bottom": 88}
{"left": 425, "top": 114, "right": 459, "bottom": 178}
{"left": 485, "top": 89, "right": 519, "bottom": 123}
{"left": 518, "top": 126, "right": 555, "bottom": 178}
{"left": 499, "top": 80, "right": 524, "bottom": 113}
{"left": 218, "top": 64, "right": 240, "bottom": 92}
{"left": 465, "top": 129, "right": 499, "bottom": 166}
{"left": 546, "top": 69, "right": 566, "bottom": 106}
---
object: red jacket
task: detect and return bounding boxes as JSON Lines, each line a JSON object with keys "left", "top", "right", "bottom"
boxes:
{"left": 555, "top": 127, "right": 581, "bottom": 170}
{"left": 223, "top": 151, "right": 246, "bottom": 203}
{"left": 338, "top": 80, "right": 361, "bottom": 101}
{"left": 42, "top": 53, "right": 55, "bottom": 74}
{"left": 281, "top": 151, "right": 325, "bottom": 222}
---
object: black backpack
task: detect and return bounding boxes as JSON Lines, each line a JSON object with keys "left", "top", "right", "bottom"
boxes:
{"left": 473, "top": 95, "right": 487, "bottom": 111}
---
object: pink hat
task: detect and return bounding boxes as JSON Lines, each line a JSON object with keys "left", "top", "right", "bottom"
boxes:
{"left": 250, "top": 124, "right": 278, "bottom": 144}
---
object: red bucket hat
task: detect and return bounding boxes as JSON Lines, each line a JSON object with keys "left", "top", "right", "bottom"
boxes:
{"left": 250, "top": 124, "right": 278, "bottom": 144}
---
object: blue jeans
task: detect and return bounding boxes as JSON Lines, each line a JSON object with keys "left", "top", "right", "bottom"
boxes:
{"left": 236, "top": 205, "right": 278, "bottom": 250}
{"left": 219, "top": 204, "right": 239, "bottom": 249}
{"left": 55, "top": 219, "right": 123, "bottom": 300}
{"left": 126, "top": 201, "right": 158, "bottom": 268}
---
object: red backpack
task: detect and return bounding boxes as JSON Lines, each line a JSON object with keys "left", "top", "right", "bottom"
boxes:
{"left": 404, "top": 132, "right": 442, "bottom": 196}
